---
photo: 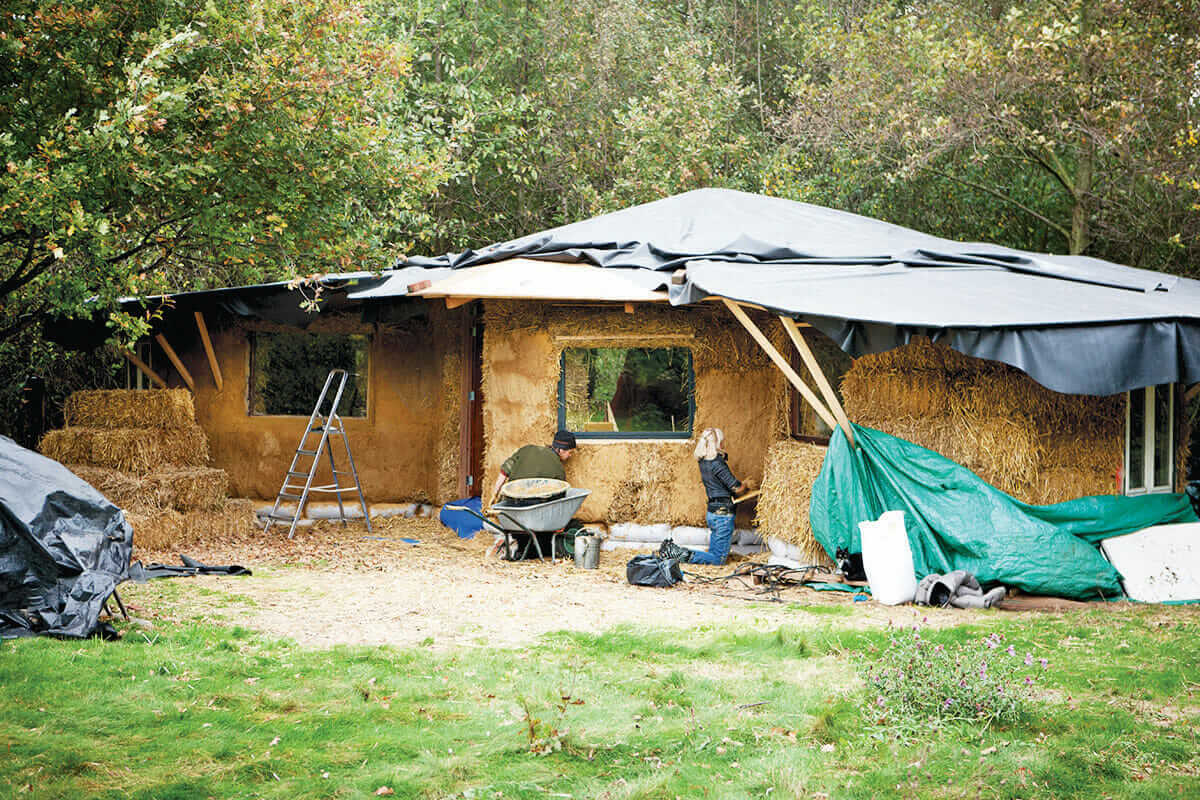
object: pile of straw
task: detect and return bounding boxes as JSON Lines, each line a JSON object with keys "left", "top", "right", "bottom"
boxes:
{"left": 64, "top": 388, "right": 196, "bottom": 429}
{"left": 754, "top": 439, "right": 829, "bottom": 561}
{"left": 841, "top": 338, "right": 1123, "bottom": 504}
{"left": 40, "top": 425, "right": 210, "bottom": 473}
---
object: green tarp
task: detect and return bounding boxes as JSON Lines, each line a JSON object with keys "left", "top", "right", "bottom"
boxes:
{"left": 810, "top": 424, "right": 1198, "bottom": 600}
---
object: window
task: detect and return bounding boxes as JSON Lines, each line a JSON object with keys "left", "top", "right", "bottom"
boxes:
{"left": 558, "top": 347, "right": 694, "bottom": 438}
{"left": 1125, "top": 384, "right": 1174, "bottom": 494}
{"left": 250, "top": 331, "right": 368, "bottom": 417}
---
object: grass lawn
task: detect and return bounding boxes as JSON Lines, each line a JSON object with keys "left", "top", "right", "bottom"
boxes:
{"left": 1, "top": 606, "right": 1198, "bottom": 799}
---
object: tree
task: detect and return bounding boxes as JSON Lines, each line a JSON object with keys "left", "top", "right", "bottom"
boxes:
{"left": 778, "top": 0, "right": 1200, "bottom": 272}
{"left": 0, "top": 0, "right": 455, "bottom": 342}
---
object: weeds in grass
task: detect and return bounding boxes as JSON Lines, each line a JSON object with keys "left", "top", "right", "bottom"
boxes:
{"left": 860, "top": 622, "right": 1047, "bottom": 739}
{"left": 518, "top": 691, "right": 584, "bottom": 755}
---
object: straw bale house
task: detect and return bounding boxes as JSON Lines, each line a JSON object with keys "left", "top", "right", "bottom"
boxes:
{"left": 101, "top": 260, "right": 1194, "bottom": 537}
{"left": 75, "top": 190, "right": 1199, "bottom": 541}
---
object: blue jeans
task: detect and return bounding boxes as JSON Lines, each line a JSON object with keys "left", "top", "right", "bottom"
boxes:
{"left": 688, "top": 512, "right": 735, "bottom": 565}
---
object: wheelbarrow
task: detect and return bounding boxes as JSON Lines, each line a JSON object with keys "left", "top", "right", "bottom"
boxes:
{"left": 446, "top": 487, "right": 591, "bottom": 563}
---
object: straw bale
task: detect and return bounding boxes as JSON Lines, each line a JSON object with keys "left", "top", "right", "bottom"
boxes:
{"left": 754, "top": 439, "right": 829, "bottom": 561}
{"left": 1027, "top": 466, "right": 1119, "bottom": 505}
{"left": 128, "top": 499, "right": 257, "bottom": 553}
{"left": 64, "top": 389, "right": 195, "bottom": 429}
{"left": 40, "top": 424, "right": 210, "bottom": 473}
{"left": 146, "top": 467, "right": 229, "bottom": 511}
{"left": 435, "top": 344, "right": 463, "bottom": 503}
{"left": 67, "top": 465, "right": 229, "bottom": 512}
{"left": 67, "top": 465, "right": 149, "bottom": 510}
{"left": 604, "top": 443, "right": 680, "bottom": 523}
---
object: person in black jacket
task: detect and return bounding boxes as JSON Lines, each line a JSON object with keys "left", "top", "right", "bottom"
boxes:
{"left": 660, "top": 428, "right": 753, "bottom": 565}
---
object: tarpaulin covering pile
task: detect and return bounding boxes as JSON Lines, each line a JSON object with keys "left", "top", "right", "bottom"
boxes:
{"left": 810, "top": 424, "right": 1198, "bottom": 599}
{"left": 0, "top": 435, "right": 132, "bottom": 638}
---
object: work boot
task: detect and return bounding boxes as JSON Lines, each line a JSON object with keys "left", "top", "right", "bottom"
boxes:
{"left": 658, "top": 538, "right": 690, "bottom": 563}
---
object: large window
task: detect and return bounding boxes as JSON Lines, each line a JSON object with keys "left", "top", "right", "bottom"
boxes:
{"left": 1125, "top": 384, "right": 1174, "bottom": 494}
{"left": 250, "top": 331, "right": 368, "bottom": 417}
{"left": 558, "top": 347, "right": 694, "bottom": 438}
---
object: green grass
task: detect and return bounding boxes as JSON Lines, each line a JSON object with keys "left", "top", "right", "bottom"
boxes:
{"left": 1, "top": 609, "right": 1198, "bottom": 798}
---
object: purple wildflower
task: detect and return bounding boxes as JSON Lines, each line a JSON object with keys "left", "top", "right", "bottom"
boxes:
{"left": 1006, "top": 645, "right": 1016, "bottom": 656}
{"left": 1024, "top": 653, "right": 1033, "bottom": 666}
{"left": 1025, "top": 676, "right": 1034, "bottom": 686}
{"left": 877, "top": 696, "right": 886, "bottom": 707}
{"left": 1039, "top": 658, "right": 1048, "bottom": 669}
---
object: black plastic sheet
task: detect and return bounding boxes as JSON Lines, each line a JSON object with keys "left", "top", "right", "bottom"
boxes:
{"left": 0, "top": 436, "right": 132, "bottom": 638}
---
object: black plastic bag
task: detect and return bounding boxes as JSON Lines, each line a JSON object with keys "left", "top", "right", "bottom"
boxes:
{"left": 626, "top": 554, "right": 683, "bottom": 587}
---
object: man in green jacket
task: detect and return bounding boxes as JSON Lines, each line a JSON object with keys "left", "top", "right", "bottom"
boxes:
{"left": 487, "top": 429, "right": 577, "bottom": 507}
{"left": 485, "top": 430, "right": 577, "bottom": 558}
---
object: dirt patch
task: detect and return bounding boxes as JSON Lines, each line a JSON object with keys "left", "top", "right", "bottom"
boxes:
{"left": 120, "top": 516, "right": 1041, "bottom": 651}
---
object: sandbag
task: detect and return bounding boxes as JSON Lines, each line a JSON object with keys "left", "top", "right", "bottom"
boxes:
{"left": 858, "top": 510, "right": 917, "bottom": 605}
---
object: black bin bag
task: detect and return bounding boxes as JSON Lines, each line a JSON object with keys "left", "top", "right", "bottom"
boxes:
{"left": 626, "top": 554, "right": 683, "bottom": 587}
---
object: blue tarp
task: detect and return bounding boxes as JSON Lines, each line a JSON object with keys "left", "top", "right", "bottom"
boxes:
{"left": 810, "top": 424, "right": 1198, "bottom": 599}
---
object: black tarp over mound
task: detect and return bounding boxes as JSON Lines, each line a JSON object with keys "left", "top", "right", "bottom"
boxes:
{"left": 0, "top": 436, "right": 133, "bottom": 638}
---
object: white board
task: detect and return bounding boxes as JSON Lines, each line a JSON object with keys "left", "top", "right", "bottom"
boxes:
{"left": 1099, "top": 523, "right": 1200, "bottom": 603}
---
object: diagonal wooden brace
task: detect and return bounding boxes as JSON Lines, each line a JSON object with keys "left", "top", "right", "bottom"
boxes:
{"left": 779, "top": 316, "right": 855, "bottom": 447}
{"left": 721, "top": 298, "right": 840, "bottom": 434}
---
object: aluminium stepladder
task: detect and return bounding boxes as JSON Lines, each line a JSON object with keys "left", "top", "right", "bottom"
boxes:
{"left": 263, "top": 369, "right": 371, "bottom": 538}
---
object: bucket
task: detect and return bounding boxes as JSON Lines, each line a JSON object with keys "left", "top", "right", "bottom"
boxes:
{"left": 574, "top": 533, "right": 600, "bottom": 569}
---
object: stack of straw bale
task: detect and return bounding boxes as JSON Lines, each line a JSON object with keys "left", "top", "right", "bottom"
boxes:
{"left": 840, "top": 338, "right": 1122, "bottom": 504}
{"left": 754, "top": 439, "right": 830, "bottom": 562}
{"left": 41, "top": 389, "right": 230, "bottom": 514}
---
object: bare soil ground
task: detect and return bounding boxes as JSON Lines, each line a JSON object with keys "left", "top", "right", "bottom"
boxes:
{"left": 118, "top": 514, "right": 1058, "bottom": 650}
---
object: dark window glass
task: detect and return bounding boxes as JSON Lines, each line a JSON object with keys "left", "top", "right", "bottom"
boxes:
{"left": 560, "top": 347, "right": 693, "bottom": 436}
{"left": 1128, "top": 387, "right": 1145, "bottom": 490}
{"left": 1153, "top": 383, "right": 1172, "bottom": 488}
{"left": 250, "top": 331, "right": 368, "bottom": 417}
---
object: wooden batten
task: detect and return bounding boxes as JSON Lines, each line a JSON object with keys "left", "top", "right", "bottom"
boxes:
{"left": 193, "top": 312, "right": 223, "bottom": 391}
{"left": 779, "top": 316, "right": 855, "bottom": 447}
{"left": 720, "top": 298, "right": 840, "bottom": 433}
{"left": 445, "top": 296, "right": 476, "bottom": 310}
{"left": 154, "top": 333, "right": 195, "bottom": 392}
{"left": 1186, "top": 382, "right": 1199, "bottom": 403}
{"left": 114, "top": 346, "right": 167, "bottom": 389}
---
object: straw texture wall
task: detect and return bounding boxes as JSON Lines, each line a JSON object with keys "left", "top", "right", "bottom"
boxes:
{"left": 840, "top": 338, "right": 1123, "bottom": 504}
{"left": 480, "top": 301, "right": 790, "bottom": 525}
{"left": 68, "top": 465, "right": 230, "bottom": 512}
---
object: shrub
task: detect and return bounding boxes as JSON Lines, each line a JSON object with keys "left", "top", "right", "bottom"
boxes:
{"left": 860, "top": 624, "right": 1048, "bottom": 737}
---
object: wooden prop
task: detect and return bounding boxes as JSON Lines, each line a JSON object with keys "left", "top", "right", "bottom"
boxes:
{"left": 193, "top": 312, "right": 223, "bottom": 391}
{"left": 154, "top": 334, "right": 195, "bottom": 392}
{"left": 720, "top": 298, "right": 840, "bottom": 433}
{"left": 779, "top": 316, "right": 855, "bottom": 447}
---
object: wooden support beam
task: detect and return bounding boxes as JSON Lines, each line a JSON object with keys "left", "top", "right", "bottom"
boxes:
{"left": 114, "top": 346, "right": 167, "bottom": 389}
{"left": 1186, "top": 383, "right": 1199, "bottom": 403}
{"left": 154, "top": 333, "right": 195, "bottom": 392}
{"left": 624, "top": 302, "right": 635, "bottom": 314}
{"left": 779, "top": 316, "right": 855, "bottom": 447}
{"left": 445, "top": 296, "right": 475, "bottom": 310}
{"left": 193, "top": 312, "right": 223, "bottom": 391}
{"left": 721, "top": 298, "right": 839, "bottom": 433}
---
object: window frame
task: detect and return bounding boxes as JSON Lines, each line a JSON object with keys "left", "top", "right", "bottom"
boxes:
{"left": 247, "top": 329, "right": 371, "bottom": 419}
{"left": 1124, "top": 383, "right": 1175, "bottom": 495}
{"left": 556, "top": 347, "right": 696, "bottom": 440}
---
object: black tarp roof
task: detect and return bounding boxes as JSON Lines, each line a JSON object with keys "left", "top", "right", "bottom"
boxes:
{"left": 408, "top": 188, "right": 1200, "bottom": 396}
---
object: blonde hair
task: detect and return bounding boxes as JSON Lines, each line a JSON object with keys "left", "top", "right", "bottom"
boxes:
{"left": 694, "top": 427, "right": 725, "bottom": 461}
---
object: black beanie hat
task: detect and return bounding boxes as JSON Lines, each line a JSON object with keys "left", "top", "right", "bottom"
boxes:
{"left": 552, "top": 430, "right": 577, "bottom": 450}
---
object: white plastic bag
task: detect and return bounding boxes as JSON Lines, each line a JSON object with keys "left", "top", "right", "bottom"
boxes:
{"left": 858, "top": 510, "right": 917, "bottom": 605}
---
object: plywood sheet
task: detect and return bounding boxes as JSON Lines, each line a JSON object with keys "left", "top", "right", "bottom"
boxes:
{"left": 1099, "top": 523, "right": 1200, "bottom": 602}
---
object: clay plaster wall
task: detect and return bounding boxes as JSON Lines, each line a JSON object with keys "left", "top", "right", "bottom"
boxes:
{"left": 480, "top": 301, "right": 790, "bottom": 526}
{"left": 159, "top": 305, "right": 465, "bottom": 504}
